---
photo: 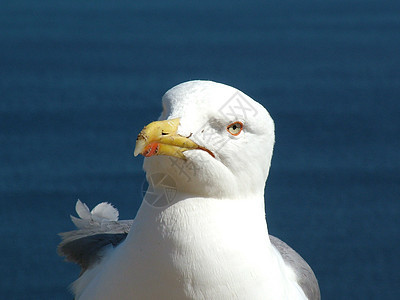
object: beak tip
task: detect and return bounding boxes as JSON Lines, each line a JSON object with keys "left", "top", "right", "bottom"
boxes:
{"left": 133, "top": 147, "right": 141, "bottom": 157}
{"left": 134, "top": 140, "right": 146, "bottom": 157}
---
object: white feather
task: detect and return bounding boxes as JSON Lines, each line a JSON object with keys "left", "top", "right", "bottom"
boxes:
{"left": 91, "top": 202, "right": 119, "bottom": 222}
{"left": 75, "top": 199, "right": 91, "bottom": 220}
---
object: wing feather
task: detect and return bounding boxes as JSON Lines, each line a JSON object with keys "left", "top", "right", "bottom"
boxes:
{"left": 269, "top": 235, "right": 320, "bottom": 300}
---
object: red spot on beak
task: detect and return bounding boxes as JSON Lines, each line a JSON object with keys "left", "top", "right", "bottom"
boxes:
{"left": 143, "top": 142, "right": 160, "bottom": 157}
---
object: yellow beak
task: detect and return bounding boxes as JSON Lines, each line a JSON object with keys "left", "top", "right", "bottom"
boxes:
{"left": 134, "top": 118, "right": 214, "bottom": 160}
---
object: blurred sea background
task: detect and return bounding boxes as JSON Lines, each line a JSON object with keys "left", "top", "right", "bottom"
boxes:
{"left": 1, "top": 0, "right": 399, "bottom": 299}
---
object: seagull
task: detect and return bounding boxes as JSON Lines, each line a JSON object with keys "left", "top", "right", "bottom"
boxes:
{"left": 59, "top": 80, "right": 320, "bottom": 299}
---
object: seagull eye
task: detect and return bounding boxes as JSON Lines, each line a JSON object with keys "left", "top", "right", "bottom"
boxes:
{"left": 227, "top": 121, "right": 243, "bottom": 136}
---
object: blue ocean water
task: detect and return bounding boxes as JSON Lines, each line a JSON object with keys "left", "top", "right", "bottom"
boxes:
{"left": 1, "top": 0, "right": 399, "bottom": 299}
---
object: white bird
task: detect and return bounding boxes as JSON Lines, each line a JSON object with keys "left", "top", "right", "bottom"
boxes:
{"left": 59, "top": 80, "right": 320, "bottom": 300}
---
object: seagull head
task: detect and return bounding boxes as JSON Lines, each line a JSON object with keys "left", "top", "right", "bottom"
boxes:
{"left": 134, "top": 80, "right": 275, "bottom": 200}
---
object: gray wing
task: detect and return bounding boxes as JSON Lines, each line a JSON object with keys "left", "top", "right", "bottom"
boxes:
{"left": 58, "top": 200, "right": 133, "bottom": 273}
{"left": 269, "top": 235, "right": 321, "bottom": 300}
{"left": 58, "top": 221, "right": 132, "bottom": 272}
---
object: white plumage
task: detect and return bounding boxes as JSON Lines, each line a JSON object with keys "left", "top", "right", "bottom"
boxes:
{"left": 59, "top": 80, "right": 320, "bottom": 300}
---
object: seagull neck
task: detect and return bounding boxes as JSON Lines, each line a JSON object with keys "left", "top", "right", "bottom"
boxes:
{"left": 115, "top": 194, "right": 300, "bottom": 300}
{"left": 128, "top": 193, "right": 270, "bottom": 246}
